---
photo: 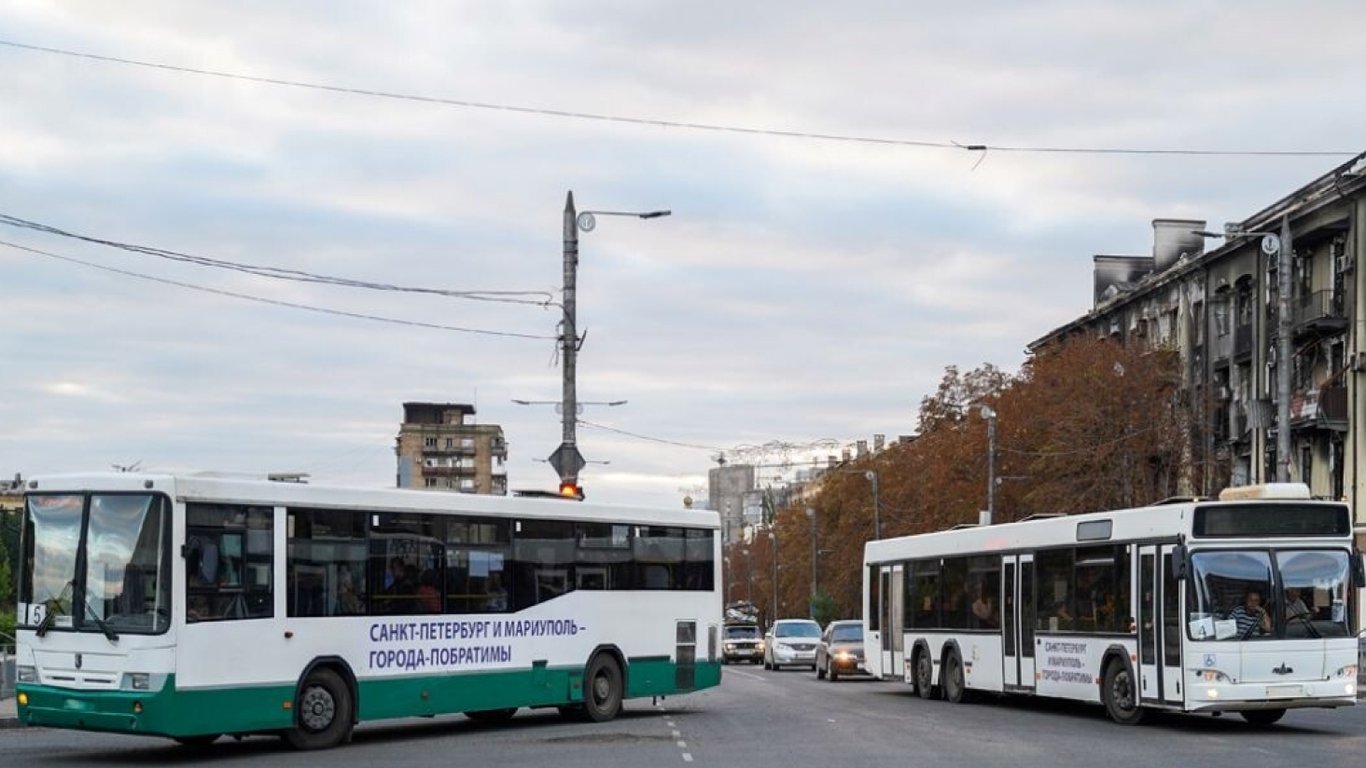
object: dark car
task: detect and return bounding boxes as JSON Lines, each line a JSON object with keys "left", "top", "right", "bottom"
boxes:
{"left": 816, "top": 620, "right": 867, "bottom": 681}
{"left": 723, "top": 623, "right": 764, "bottom": 664}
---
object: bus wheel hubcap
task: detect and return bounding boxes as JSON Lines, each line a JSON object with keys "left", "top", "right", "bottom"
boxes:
{"left": 301, "top": 687, "right": 335, "bottom": 730}
{"left": 593, "top": 674, "right": 610, "bottom": 703}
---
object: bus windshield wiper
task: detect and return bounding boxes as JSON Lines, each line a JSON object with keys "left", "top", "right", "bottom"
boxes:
{"left": 75, "top": 584, "right": 119, "bottom": 643}
{"left": 35, "top": 580, "right": 75, "bottom": 637}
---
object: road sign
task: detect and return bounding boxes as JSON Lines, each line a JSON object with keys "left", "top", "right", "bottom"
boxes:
{"left": 548, "top": 443, "right": 586, "bottom": 478}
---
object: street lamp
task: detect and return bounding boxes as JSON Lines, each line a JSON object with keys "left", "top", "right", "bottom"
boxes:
{"left": 767, "top": 531, "right": 779, "bottom": 623}
{"left": 837, "top": 468, "right": 882, "bottom": 539}
{"left": 552, "top": 192, "right": 670, "bottom": 491}
{"left": 979, "top": 406, "right": 997, "bottom": 525}
{"left": 1193, "top": 218, "right": 1293, "bottom": 482}
{"left": 805, "top": 507, "right": 818, "bottom": 604}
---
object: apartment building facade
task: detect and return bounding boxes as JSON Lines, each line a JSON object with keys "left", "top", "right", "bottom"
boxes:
{"left": 395, "top": 402, "right": 508, "bottom": 495}
{"left": 1030, "top": 154, "right": 1366, "bottom": 549}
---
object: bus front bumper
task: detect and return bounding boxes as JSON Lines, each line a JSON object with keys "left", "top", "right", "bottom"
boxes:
{"left": 1185, "top": 679, "right": 1357, "bottom": 712}
{"left": 16, "top": 678, "right": 295, "bottom": 737}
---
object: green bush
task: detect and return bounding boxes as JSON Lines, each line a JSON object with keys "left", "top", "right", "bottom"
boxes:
{"left": 0, "top": 609, "right": 14, "bottom": 647}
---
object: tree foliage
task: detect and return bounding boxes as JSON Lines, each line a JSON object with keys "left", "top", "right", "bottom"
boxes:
{"left": 737, "top": 336, "right": 1194, "bottom": 624}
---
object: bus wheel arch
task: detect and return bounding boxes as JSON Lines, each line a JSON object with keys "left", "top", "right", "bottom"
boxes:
{"left": 582, "top": 646, "right": 626, "bottom": 722}
{"left": 1100, "top": 652, "right": 1145, "bottom": 726}
{"left": 283, "top": 657, "right": 358, "bottom": 750}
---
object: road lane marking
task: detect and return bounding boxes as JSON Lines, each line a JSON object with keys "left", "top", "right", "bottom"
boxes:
{"left": 724, "top": 668, "right": 766, "bottom": 681}
{"left": 682, "top": 754, "right": 693, "bottom": 762}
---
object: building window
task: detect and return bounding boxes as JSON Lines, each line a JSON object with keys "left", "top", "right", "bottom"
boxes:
{"left": 424, "top": 437, "right": 436, "bottom": 449}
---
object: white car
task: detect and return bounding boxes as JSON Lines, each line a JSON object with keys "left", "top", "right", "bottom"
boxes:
{"left": 763, "top": 619, "right": 822, "bottom": 671}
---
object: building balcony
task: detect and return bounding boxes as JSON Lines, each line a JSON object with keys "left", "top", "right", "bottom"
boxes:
{"left": 1290, "top": 384, "right": 1348, "bottom": 432}
{"left": 1292, "top": 290, "right": 1347, "bottom": 340}
{"left": 1211, "top": 333, "right": 1232, "bottom": 365}
{"left": 422, "top": 465, "right": 477, "bottom": 478}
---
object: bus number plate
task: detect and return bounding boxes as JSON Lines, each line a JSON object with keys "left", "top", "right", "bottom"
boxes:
{"left": 1265, "top": 685, "right": 1303, "bottom": 699}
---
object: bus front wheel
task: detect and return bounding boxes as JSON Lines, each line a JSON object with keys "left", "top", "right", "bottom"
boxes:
{"left": 1102, "top": 660, "right": 1146, "bottom": 725}
{"left": 583, "top": 654, "right": 624, "bottom": 722}
{"left": 283, "top": 668, "right": 354, "bottom": 750}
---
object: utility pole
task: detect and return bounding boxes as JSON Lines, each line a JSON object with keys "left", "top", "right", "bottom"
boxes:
{"left": 865, "top": 470, "right": 881, "bottom": 539}
{"left": 1275, "top": 213, "right": 1293, "bottom": 483}
{"left": 560, "top": 192, "right": 581, "bottom": 488}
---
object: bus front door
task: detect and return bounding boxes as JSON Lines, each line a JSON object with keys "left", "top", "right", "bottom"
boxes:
{"left": 1003, "top": 553, "right": 1036, "bottom": 692}
{"left": 1137, "top": 545, "right": 1181, "bottom": 704}
{"left": 881, "top": 564, "right": 905, "bottom": 679}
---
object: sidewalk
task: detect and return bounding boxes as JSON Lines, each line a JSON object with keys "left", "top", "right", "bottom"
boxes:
{"left": 0, "top": 695, "right": 20, "bottom": 729}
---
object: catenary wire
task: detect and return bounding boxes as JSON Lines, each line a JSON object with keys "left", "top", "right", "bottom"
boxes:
{"left": 0, "top": 239, "right": 555, "bottom": 340}
{"left": 1, "top": 39, "right": 1357, "bottom": 158}
{"left": 0, "top": 213, "right": 556, "bottom": 307}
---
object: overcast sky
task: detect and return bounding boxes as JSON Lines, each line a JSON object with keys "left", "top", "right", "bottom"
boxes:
{"left": 3, "top": 1, "right": 1363, "bottom": 507}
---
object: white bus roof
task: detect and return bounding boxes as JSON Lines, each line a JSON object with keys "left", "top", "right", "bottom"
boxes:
{"left": 23, "top": 471, "right": 718, "bottom": 529}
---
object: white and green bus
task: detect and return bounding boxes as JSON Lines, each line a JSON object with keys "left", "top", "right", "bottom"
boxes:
{"left": 864, "top": 484, "right": 1362, "bottom": 725}
{"left": 14, "top": 472, "right": 721, "bottom": 748}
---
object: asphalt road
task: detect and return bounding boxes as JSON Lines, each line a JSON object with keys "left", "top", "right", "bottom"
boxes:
{"left": 4, "top": 665, "right": 1365, "bottom": 766}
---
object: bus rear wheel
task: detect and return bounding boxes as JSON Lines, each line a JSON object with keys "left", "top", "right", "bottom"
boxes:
{"left": 1240, "top": 708, "right": 1286, "bottom": 726}
{"left": 942, "top": 649, "right": 966, "bottom": 704}
{"left": 583, "top": 654, "right": 624, "bottom": 722}
{"left": 283, "top": 668, "right": 354, "bottom": 750}
{"left": 914, "top": 649, "right": 936, "bottom": 700}
{"left": 1102, "top": 660, "right": 1146, "bottom": 725}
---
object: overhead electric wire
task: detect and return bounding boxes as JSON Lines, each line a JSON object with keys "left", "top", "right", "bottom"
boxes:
{"left": 0, "top": 239, "right": 555, "bottom": 340}
{"left": 0, "top": 213, "right": 555, "bottom": 307}
{"left": 1, "top": 38, "right": 1357, "bottom": 158}
{"left": 578, "top": 419, "right": 724, "bottom": 452}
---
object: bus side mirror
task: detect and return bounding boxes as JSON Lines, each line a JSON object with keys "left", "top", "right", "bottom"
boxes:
{"left": 1352, "top": 554, "right": 1365, "bottom": 589}
{"left": 1171, "top": 545, "right": 1188, "bottom": 581}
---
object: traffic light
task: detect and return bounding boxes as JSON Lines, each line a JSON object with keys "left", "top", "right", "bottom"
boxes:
{"left": 558, "top": 481, "right": 585, "bottom": 500}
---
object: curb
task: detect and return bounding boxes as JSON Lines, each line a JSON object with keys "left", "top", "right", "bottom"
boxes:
{"left": 0, "top": 718, "right": 25, "bottom": 730}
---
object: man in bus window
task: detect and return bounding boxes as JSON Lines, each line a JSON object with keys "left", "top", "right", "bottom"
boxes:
{"left": 1228, "top": 589, "right": 1272, "bottom": 637}
{"left": 971, "top": 582, "right": 998, "bottom": 628}
{"left": 1284, "top": 587, "right": 1311, "bottom": 620}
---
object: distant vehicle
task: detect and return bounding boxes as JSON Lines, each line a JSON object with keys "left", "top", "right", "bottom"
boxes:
{"left": 722, "top": 623, "right": 764, "bottom": 664}
{"left": 816, "top": 620, "right": 867, "bottom": 681}
{"left": 725, "top": 600, "right": 759, "bottom": 625}
{"left": 763, "top": 619, "right": 821, "bottom": 671}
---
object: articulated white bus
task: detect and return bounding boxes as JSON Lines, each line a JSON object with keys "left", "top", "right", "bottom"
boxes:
{"left": 15, "top": 472, "right": 721, "bottom": 748}
{"left": 864, "top": 484, "right": 1361, "bottom": 724}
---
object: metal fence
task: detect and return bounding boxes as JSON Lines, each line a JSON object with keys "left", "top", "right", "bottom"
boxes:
{"left": 0, "top": 631, "right": 13, "bottom": 699}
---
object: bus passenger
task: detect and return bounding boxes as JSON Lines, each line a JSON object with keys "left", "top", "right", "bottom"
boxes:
{"left": 1284, "top": 587, "right": 1310, "bottom": 620}
{"left": 972, "top": 583, "right": 998, "bottom": 628}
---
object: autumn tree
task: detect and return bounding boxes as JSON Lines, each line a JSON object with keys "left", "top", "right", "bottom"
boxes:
{"left": 775, "top": 335, "right": 1195, "bottom": 622}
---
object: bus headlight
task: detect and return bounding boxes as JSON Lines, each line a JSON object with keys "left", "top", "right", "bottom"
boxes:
{"left": 125, "top": 673, "right": 150, "bottom": 691}
{"left": 1200, "top": 669, "right": 1233, "bottom": 684}
{"left": 17, "top": 665, "right": 37, "bottom": 683}
{"left": 1334, "top": 664, "right": 1357, "bottom": 679}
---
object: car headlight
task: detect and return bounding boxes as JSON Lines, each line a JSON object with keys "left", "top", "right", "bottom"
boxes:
{"left": 835, "top": 651, "right": 852, "bottom": 661}
{"left": 17, "top": 665, "right": 37, "bottom": 683}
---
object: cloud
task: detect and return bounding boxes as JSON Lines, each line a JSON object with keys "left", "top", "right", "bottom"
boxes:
{"left": 1, "top": 1, "right": 1362, "bottom": 506}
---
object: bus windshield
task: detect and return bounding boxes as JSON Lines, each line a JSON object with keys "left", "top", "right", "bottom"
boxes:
{"left": 20, "top": 493, "right": 171, "bottom": 634}
{"left": 1186, "top": 549, "right": 1350, "bottom": 641}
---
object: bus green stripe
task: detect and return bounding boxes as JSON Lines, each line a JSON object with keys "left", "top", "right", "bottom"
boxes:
{"left": 18, "top": 660, "right": 722, "bottom": 738}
